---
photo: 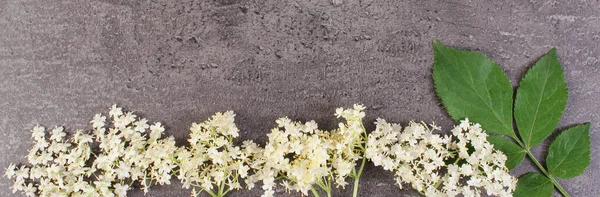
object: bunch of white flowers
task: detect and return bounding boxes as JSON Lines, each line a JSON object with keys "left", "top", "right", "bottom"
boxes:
{"left": 4, "top": 104, "right": 518, "bottom": 197}
{"left": 366, "top": 119, "right": 452, "bottom": 194}
{"left": 4, "top": 105, "right": 178, "bottom": 197}
{"left": 175, "top": 111, "right": 261, "bottom": 197}
{"left": 366, "top": 118, "right": 517, "bottom": 197}
{"left": 246, "top": 117, "right": 329, "bottom": 197}
{"left": 330, "top": 104, "right": 367, "bottom": 187}
{"left": 442, "top": 119, "right": 517, "bottom": 197}
{"left": 247, "top": 105, "right": 367, "bottom": 197}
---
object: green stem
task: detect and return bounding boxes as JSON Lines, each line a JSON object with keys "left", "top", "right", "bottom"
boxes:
{"left": 216, "top": 180, "right": 229, "bottom": 197}
{"left": 352, "top": 155, "right": 367, "bottom": 197}
{"left": 311, "top": 186, "right": 321, "bottom": 197}
{"left": 316, "top": 178, "right": 332, "bottom": 197}
{"left": 512, "top": 129, "right": 570, "bottom": 197}
{"left": 351, "top": 122, "right": 369, "bottom": 197}
{"left": 433, "top": 179, "right": 442, "bottom": 190}
{"left": 326, "top": 181, "right": 332, "bottom": 197}
{"left": 525, "top": 151, "right": 570, "bottom": 197}
{"left": 205, "top": 189, "right": 218, "bottom": 197}
{"left": 222, "top": 189, "right": 230, "bottom": 197}
{"left": 511, "top": 135, "right": 526, "bottom": 148}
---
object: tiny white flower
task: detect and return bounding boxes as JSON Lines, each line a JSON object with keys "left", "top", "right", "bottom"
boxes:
{"left": 4, "top": 163, "right": 16, "bottom": 178}
{"left": 149, "top": 122, "right": 165, "bottom": 139}
{"left": 109, "top": 104, "right": 123, "bottom": 118}
{"left": 49, "top": 126, "right": 66, "bottom": 142}
{"left": 15, "top": 166, "right": 30, "bottom": 180}
{"left": 23, "top": 183, "right": 36, "bottom": 197}
{"left": 32, "top": 125, "right": 45, "bottom": 141}
{"left": 114, "top": 162, "right": 131, "bottom": 179}
{"left": 134, "top": 118, "right": 150, "bottom": 133}
{"left": 114, "top": 183, "right": 129, "bottom": 197}
{"left": 91, "top": 114, "right": 106, "bottom": 129}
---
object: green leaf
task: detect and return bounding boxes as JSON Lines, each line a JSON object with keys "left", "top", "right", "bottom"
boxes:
{"left": 513, "top": 173, "right": 554, "bottom": 197}
{"left": 487, "top": 136, "right": 526, "bottom": 170}
{"left": 514, "top": 48, "right": 568, "bottom": 148}
{"left": 546, "top": 123, "right": 591, "bottom": 179}
{"left": 432, "top": 40, "right": 515, "bottom": 138}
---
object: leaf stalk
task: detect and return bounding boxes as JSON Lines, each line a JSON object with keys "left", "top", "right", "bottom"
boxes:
{"left": 524, "top": 150, "right": 570, "bottom": 197}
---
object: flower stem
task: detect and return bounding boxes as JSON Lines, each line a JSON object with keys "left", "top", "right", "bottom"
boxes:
{"left": 525, "top": 151, "right": 570, "bottom": 197}
{"left": 311, "top": 186, "right": 321, "bottom": 197}
{"left": 351, "top": 123, "right": 369, "bottom": 197}
{"left": 316, "top": 179, "right": 332, "bottom": 197}
{"left": 326, "top": 182, "right": 332, "bottom": 197}
{"left": 352, "top": 155, "right": 367, "bottom": 197}
{"left": 205, "top": 189, "right": 218, "bottom": 197}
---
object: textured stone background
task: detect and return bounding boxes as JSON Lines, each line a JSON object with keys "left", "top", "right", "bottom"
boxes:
{"left": 1, "top": 0, "right": 599, "bottom": 196}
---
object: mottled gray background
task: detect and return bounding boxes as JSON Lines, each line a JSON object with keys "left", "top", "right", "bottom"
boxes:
{"left": 0, "top": 0, "right": 598, "bottom": 196}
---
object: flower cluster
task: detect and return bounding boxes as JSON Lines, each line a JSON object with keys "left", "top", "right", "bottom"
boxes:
{"left": 4, "top": 105, "right": 178, "bottom": 197}
{"left": 366, "top": 118, "right": 517, "bottom": 197}
{"left": 329, "top": 104, "right": 367, "bottom": 187}
{"left": 247, "top": 104, "right": 367, "bottom": 197}
{"left": 175, "top": 111, "right": 260, "bottom": 197}
{"left": 442, "top": 119, "right": 517, "bottom": 197}
{"left": 246, "top": 117, "right": 329, "bottom": 196}
{"left": 5, "top": 104, "right": 517, "bottom": 197}
{"left": 366, "top": 119, "right": 451, "bottom": 193}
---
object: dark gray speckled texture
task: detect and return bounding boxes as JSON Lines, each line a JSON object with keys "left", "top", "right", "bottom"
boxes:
{"left": 0, "top": 0, "right": 598, "bottom": 196}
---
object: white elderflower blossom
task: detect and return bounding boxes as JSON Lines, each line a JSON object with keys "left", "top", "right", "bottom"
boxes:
{"left": 4, "top": 104, "right": 518, "bottom": 197}
{"left": 248, "top": 104, "right": 367, "bottom": 197}
{"left": 4, "top": 105, "right": 178, "bottom": 197}
{"left": 328, "top": 104, "right": 367, "bottom": 188}
{"left": 247, "top": 116, "right": 330, "bottom": 196}
{"left": 176, "top": 111, "right": 260, "bottom": 197}
{"left": 366, "top": 118, "right": 516, "bottom": 197}
{"left": 440, "top": 119, "right": 517, "bottom": 197}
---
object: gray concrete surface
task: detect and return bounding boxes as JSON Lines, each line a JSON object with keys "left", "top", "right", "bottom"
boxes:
{"left": 0, "top": 0, "right": 598, "bottom": 196}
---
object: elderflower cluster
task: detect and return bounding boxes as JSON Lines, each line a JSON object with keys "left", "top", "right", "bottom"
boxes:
{"left": 4, "top": 105, "right": 177, "bottom": 197}
{"left": 247, "top": 105, "right": 366, "bottom": 197}
{"left": 176, "top": 111, "right": 261, "bottom": 197}
{"left": 4, "top": 103, "right": 518, "bottom": 197}
{"left": 246, "top": 117, "right": 329, "bottom": 197}
{"left": 329, "top": 104, "right": 366, "bottom": 187}
{"left": 366, "top": 119, "right": 452, "bottom": 193}
{"left": 441, "top": 119, "right": 517, "bottom": 197}
{"left": 366, "top": 118, "right": 516, "bottom": 197}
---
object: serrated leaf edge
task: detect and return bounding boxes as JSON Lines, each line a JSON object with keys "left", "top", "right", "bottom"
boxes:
{"left": 515, "top": 48, "right": 568, "bottom": 148}
{"left": 547, "top": 122, "right": 591, "bottom": 178}
{"left": 432, "top": 41, "right": 515, "bottom": 138}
